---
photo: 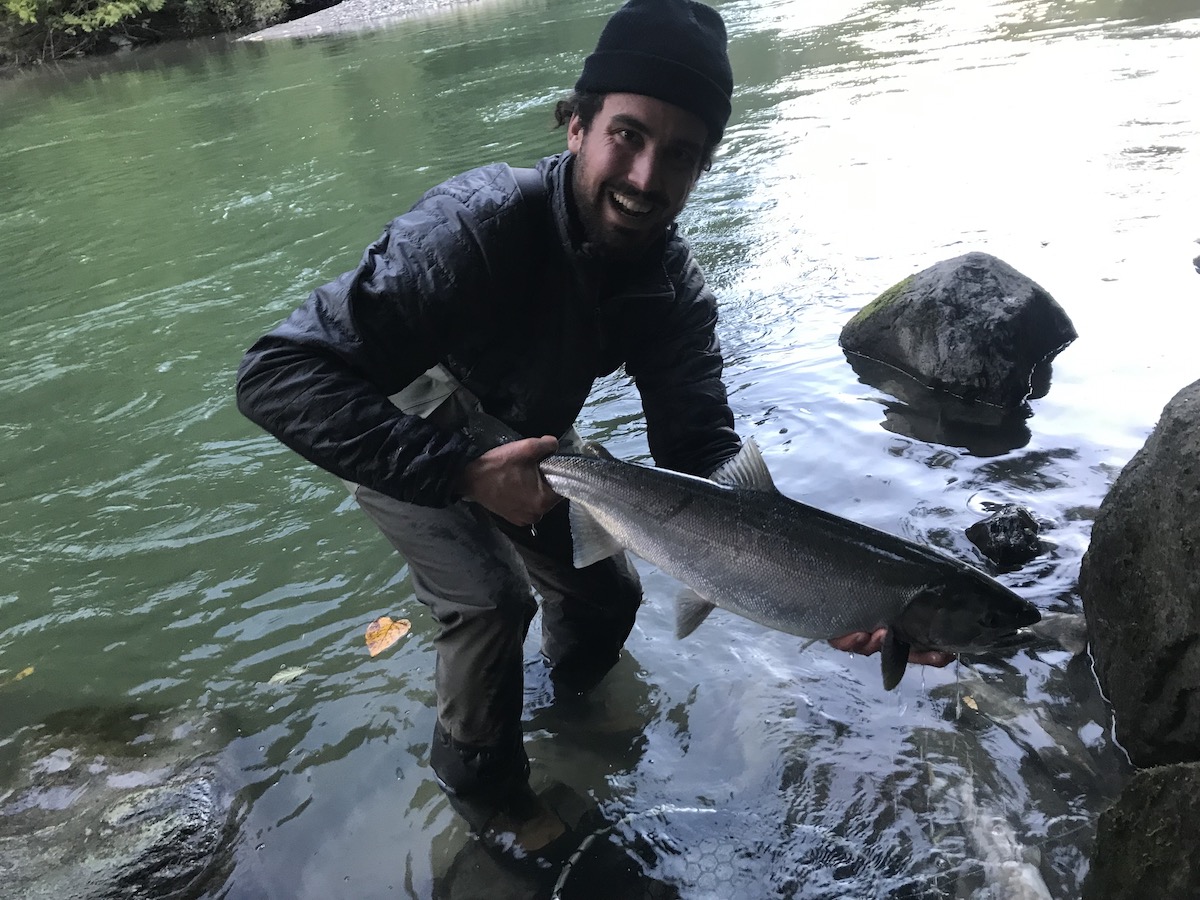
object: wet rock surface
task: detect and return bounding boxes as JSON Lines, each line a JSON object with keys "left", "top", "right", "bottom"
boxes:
{"left": 840, "top": 252, "right": 1077, "bottom": 408}
{"left": 966, "top": 504, "right": 1043, "bottom": 570}
{"left": 1078, "top": 378, "right": 1200, "bottom": 897}
{"left": 1078, "top": 378, "right": 1200, "bottom": 769}
{"left": 0, "top": 706, "right": 239, "bottom": 900}
{"left": 1083, "top": 762, "right": 1200, "bottom": 900}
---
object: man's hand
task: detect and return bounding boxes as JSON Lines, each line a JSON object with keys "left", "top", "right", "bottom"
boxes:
{"left": 455, "top": 436, "right": 561, "bottom": 526}
{"left": 828, "top": 629, "right": 955, "bottom": 668}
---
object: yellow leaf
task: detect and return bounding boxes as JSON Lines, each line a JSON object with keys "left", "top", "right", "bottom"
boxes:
{"left": 0, "top": 666, "right": 34, "bottom": 688}
{"left": 962, "top": 695, "right": 978, "bottom": 711}
{"left": 366, "top": 617, "right": 410, "bottom": 657}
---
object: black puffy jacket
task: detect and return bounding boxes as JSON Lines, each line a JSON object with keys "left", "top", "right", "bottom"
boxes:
{"left": 236, "top": 151, "right": 739, "bottom": 507}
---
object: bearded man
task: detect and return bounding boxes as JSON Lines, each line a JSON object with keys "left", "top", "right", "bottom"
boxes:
{"left": 237, "top": 0, "right": 948, "bottom": 862}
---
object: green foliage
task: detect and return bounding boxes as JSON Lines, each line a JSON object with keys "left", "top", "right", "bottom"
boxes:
{"left": 3, "top": 0, "right": 164, "bottom": 31}
{"left": 170, "top": 0, "right": 288, "bottom": 31}
{"left": 1, "top": 0, "right": 300, "bottom": 65}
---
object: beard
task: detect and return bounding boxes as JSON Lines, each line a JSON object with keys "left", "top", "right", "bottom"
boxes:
{"left": 569, "top": 156, "right": 669, "bottom": 263}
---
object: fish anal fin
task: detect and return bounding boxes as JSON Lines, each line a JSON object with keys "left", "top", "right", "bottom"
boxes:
{"left": 676, "top": 590, "right": 718, "bottom": 639}
{"left": 567, "top": 501, "right": 624, "bottom": 569}
{"left": 880, "top": 628, "right": 911, "bottom": 691}
{"left": 708, "top": 438, "right": 777, "bottom": 493}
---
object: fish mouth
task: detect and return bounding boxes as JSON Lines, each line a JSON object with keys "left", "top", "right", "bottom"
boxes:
{"left": 941, "top": 627, "right": 1038, "bottom": 655}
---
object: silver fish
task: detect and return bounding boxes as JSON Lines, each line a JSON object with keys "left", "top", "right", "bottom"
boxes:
{"left": 538, "top": 439, "right": 1040, "bottom": 689}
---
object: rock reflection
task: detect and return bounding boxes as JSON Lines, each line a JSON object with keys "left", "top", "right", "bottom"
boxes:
{"left": 845, "top": 351, "right": 1037, "bottom": 456}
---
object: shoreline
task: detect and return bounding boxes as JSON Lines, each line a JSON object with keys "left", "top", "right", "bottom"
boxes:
{"left": 241, "top": 0, "right": 501, "bottom": 41}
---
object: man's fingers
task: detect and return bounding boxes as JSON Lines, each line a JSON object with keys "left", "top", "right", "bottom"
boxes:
{"left": 522, "top": 435, "right": 559, "bottom": 462}
{"left": 909, "top": 650, "right": 955, "bottom": 667}
{"left": 828, "top": 631, "right": 878, "bottom": 655}
{"left": 828, "top": 629, "right": 957, "bottom": 668}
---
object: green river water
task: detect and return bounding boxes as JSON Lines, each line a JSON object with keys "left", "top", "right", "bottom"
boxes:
{"left": 2, "top": 0, "right": 1198, "bottom": 897}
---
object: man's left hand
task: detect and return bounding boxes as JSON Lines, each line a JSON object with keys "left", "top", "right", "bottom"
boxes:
{"left": 828, "top": 630, "right": 955, "bottom": 667}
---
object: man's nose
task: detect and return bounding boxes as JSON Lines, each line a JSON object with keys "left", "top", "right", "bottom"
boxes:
{"left": 626, "top": 148, "right": 660, "bottom": 194}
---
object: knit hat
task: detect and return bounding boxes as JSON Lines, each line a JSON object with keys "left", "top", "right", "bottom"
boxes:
{"left": 575, "top": 0, "right": 733, "bottom": 144}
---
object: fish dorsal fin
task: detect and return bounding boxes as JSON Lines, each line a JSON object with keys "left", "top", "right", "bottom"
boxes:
{"left": 676, "top": 589, "right": 719, "bottom": 639}
{"left": 708, "top": 438, "right": 777, "bottom": 492}
{"left": 880, "top": 627, "right": 911, "bottom": 690}
{"left": 567, "top": 501, "right": 624, "bottom": 569}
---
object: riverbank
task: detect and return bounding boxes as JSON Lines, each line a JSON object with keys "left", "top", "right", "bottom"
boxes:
{"left": 242, "top": 0, "right": 498, "bottom": 40}
{"left": 0, "top": 0, "right": 496, "bottom": 71}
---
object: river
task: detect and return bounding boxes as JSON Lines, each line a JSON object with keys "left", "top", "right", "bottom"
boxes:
{"left": 1, "top": 0, "right": 1197, "bottom": 897}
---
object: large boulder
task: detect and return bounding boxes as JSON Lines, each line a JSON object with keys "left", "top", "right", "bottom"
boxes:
{"left": 0, "top": 706, "right": 240, "bottom": 899}
{"left": 1083, "top": 763, "right": 1200, "bottom": 899}
{"left": 1078, "top": 379, "right": 1200, "bottom": 768}
{"left": 840, "top": 252, "right": 1077, "bottom": 408}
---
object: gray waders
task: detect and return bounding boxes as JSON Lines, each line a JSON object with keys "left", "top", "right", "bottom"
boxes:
{"left": 345, "top": 366, "right": 643, "bottom": 808}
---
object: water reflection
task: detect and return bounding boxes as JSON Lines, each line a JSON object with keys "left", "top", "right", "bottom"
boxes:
{"left": 845, "top": 352, "right": 1037, "bottom": 456}
{"left": 432, "top": 652, "right": 665, "bottom": 899}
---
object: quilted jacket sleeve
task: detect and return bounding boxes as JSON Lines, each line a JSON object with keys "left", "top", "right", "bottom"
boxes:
{"left": 236, "top": 168, "right": 522, "bottom": 506}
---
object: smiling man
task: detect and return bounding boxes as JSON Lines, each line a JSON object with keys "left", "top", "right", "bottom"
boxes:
{"left": 237, "top": 0, "right": 944, "bottom": 866}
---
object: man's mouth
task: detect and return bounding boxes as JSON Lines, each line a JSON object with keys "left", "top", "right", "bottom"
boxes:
{"left": 608, "top": 189, "right": 654, "bottom": 218}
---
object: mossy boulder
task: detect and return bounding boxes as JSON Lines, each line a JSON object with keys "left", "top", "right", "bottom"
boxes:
{"left": 840, "top": 252, "right": 1077, "bottom": 408}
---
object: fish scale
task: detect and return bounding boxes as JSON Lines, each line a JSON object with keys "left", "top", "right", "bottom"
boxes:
{"left": 542, "top": 454, "right": 926, "bottom": 637}
{"left": 538, "top": 440, "right": 1040, "bottom": 689}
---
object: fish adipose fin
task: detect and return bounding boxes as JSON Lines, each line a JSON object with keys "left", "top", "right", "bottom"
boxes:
{"left": 676, "top": 590, "right": 719, "bottom": 639}
{"left": 567, "top": 501, "right": 625, "bottom": 568}
{"left": 880, "top": 628, "right": 911, "bottom": 691}
{"left": 708, "top": 438, "right": 777, "bottom": 493}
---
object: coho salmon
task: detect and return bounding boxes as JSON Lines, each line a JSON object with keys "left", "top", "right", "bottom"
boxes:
{"left": 538, "top": 439, "right": 1040, "bottom": 689}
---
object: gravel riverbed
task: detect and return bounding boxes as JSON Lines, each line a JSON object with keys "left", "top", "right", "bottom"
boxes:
{"left": 243, "top": 0, "right": 499, "bottom": 40}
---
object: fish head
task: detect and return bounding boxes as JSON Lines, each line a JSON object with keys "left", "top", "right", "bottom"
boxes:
{"left": 896, "top": 568, "right": 1041, "bottom": 655}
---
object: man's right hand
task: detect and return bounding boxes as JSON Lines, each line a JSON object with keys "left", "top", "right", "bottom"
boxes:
{"left": 454, "top": 435, "right": 561, "bottom": 526}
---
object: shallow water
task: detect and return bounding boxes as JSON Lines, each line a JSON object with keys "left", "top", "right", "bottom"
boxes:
{"left": 1, "top": 0, "right": 1197, "bottom": 896}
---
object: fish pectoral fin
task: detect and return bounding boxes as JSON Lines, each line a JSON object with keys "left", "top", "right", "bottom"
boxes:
{"left": 579, "top": 440, "right": 615, "bottom": 461}
{"left": 880, "top": 628, "right": 911, "bottom": 691}
{"left": 707, "top": 438, "right": 778, "bottom": 493}
{"left": 567, "top": 501, "right": 625, "bottom": 568}
{"left": 675, "top": 590, "right": 719, "bottom": 639}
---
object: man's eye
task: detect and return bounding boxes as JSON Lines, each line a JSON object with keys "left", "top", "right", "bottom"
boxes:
{"left": 668, "top": 148, "right": 699, "bottom": 169}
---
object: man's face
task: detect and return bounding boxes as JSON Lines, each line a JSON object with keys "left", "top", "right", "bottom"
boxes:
{"left": 567, "top": 93, "right": 708, "bottom": 261}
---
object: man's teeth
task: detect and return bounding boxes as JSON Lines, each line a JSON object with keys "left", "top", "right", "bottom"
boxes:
{"left": 610, "top": 191, "right": 651, "bottom": 216}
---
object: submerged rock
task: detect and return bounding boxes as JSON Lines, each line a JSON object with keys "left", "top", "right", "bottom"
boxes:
{"left": 840, "top": 252, "right": 1077, "bottom": 408}
{"left": 966, "top": 504, "right": 1043, "bottom": 569}
{"left": 0, "top": 706, "right": 239, "bottom": 899}
{"left": 1078, "top": 378, "right": 1200, "bottom": 768}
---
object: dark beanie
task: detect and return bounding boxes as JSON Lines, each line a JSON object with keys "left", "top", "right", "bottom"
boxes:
{"left": 575, "top": 0, "right": 733, "bottom": 144}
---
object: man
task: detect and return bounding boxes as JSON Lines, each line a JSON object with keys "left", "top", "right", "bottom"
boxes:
{"left": 237, "top": 0, "right": 949, "bottom": 862}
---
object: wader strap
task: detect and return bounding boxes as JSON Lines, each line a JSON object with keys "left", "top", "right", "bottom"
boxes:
{"left": 510, "top": 165, "right": 547, "bottom": 211}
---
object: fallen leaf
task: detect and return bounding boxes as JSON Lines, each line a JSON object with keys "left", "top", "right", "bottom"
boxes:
{"left": 962, "top": 695, "right": 978, "bottom": 711}
{"left": 267, "top": 666, "right": 308, "bottom": 685}
{"left": 0, "top": 666, "right": 34, "bottom": 689}
{"left": 366, "top": 616, "right": 410, "bottom": 657}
